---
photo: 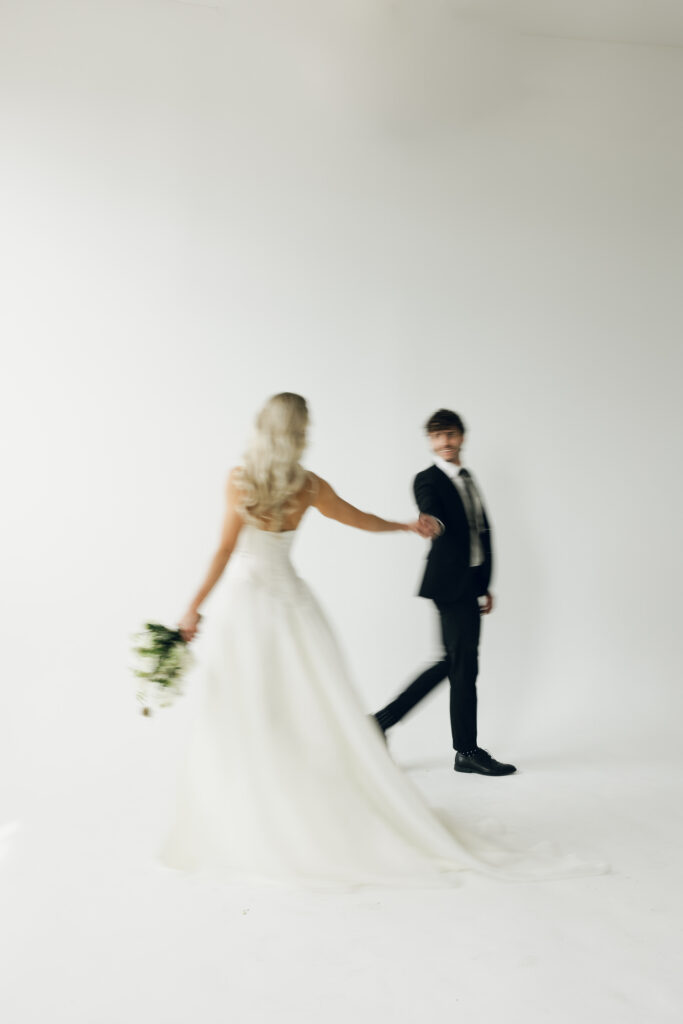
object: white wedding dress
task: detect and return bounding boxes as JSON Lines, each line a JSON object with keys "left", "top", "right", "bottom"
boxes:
{"left": 160, "top": 523, "right": 602, "bottom": 888}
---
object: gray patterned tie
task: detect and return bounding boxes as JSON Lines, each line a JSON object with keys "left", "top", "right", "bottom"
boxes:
{"left": 458, "top": 468, "right": 483, "bottom": 532}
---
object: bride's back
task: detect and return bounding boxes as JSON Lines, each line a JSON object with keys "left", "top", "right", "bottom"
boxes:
{"left": 239, "top": 470, "right": 318, "bottom": 534}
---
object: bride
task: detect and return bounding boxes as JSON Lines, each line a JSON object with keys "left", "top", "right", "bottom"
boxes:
{"left": 160, "top": 393, "right": 600, "bottom": 887}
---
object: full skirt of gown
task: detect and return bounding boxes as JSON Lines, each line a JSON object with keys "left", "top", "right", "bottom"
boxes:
{"left": 159, "top": 525, "right": 602, "bottom": 888}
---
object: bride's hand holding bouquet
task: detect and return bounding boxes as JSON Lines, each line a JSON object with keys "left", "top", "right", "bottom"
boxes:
{"left": 178, "top": 607, "right": 202, "bottom": 642}
{"left": 131, "top": 615, "right": 200, "bottom": 715}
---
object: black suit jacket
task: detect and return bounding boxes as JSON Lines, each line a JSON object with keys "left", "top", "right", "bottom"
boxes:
{"left": 413, "top": 464, "right": 493, "bottom": 602}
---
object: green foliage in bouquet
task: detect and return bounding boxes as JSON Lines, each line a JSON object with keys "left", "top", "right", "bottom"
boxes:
{"left": 132, "top": 622, "right": 194, "bottom": 714}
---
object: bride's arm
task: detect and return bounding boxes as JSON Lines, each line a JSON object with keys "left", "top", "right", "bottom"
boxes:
{"left": 178, "top": 470, "right": 244, "bottom": 639}
{"left": 311, "top": 474, "right": 420, "bottom": 534}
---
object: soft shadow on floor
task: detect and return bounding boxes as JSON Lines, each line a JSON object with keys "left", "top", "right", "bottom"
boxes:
{"left": 392, "top": 755, "right": 448, "bottom": 772}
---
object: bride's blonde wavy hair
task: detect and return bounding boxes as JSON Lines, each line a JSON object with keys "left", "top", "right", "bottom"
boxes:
{"left": 236, "top": 392, "right": 310, "bottom": 529}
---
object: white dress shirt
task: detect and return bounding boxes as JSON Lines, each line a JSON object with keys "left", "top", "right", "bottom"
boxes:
{"left": 433, "top": 456, "right": 485, "bottom": 567}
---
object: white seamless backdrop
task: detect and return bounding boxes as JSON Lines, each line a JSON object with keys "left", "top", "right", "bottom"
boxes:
{"left": 2, "top": 0, "right": 682, "bottom": 817}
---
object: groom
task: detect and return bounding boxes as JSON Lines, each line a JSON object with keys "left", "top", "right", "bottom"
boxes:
{"left": 374, "top": 409, "right": 516, "bottom": 777}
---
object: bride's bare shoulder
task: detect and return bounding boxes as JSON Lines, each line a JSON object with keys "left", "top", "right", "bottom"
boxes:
{"left": 304, "top": 470, "right": 325, "bottom": 502}
{"left": 227, "top": 466, "right": 246, "bottom": 498}
{"left": 306, "top": 472, "right": 338, "bottom": 508}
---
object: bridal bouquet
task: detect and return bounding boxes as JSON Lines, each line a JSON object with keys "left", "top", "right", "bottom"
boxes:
{"left": 131, "top": 622, "right": 195, "bottom": 715}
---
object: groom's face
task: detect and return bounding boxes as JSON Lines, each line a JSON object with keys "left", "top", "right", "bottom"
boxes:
{"left": 429, "top": 428, "right": 464, "bottom": 463}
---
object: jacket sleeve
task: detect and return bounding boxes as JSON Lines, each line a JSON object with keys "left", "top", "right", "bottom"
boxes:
{"left": 413, "top": 472, "right": 447, "bottom": 522}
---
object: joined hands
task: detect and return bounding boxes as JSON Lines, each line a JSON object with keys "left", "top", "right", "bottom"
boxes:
{"left": 406, "top": 514, "right": 443, "bottom": 539}
{"left": 417, "top": 514, "right": 443, "bottom": 539}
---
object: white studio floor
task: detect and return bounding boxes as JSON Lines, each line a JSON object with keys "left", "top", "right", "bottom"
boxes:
{"left": 1, "top": 734, "right": 681, "bottom": 1024}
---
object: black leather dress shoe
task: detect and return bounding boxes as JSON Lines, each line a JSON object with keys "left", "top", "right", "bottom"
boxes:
{"left": 454, "top": 748, "right": 517, "bottom": 776}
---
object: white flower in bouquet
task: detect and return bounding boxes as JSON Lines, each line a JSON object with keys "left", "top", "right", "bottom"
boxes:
{"left": 131, "top": 622, "right": 195, "bottom": 714}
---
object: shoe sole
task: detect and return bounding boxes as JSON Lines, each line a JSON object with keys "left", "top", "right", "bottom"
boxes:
{"left": 454, "top": 765, "right": 517, "bottom": 776}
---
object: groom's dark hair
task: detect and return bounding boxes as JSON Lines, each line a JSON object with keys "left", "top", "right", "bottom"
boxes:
{"left": 425, "top": 409, "right": 466, "bottom": 435}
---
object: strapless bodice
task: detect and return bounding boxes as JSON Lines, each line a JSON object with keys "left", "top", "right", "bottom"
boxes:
{"left": 235, "top": 523, "right": 297, "bottom": 555}
{"left": 227, "top": 524, "right": 302, "bottom": 598}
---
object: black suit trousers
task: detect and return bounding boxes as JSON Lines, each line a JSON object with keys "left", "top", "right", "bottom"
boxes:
{"left": 374, "top": 569, "right": 482, "bottom": 752}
